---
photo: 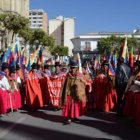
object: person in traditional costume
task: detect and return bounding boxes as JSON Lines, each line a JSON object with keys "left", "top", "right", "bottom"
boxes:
{"left": 60, "top": 60, "right": 87, "bottom": 123}
{"left": 82, "top": 63, "right": 95, "bottom": 110}
{"left": 0, "top": 63, "right": 9, "bottom": 115}
{"left": 25, "top": 63, "right": 43, "bottom": 110}
{"left": 43, "top": 64, "right": 51, "bottom": 76}
{"left": 36, "top": 64, "right": 43, "bottom": 77}
{"left": 62, "top": 64, "right": 68, "bottom": 74}
{"left": 93, "top": 60, "right": 116, "bottom": 112}
{"left": 8, "top": 66, "right": 22, "bottom": 110}
{"left": 123, "top": 61, "right": 140, "bottom": 125}
{"left": 55, "top": 62, "right": 63, "bottom": 76}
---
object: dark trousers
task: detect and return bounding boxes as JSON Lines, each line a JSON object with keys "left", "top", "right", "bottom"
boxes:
{"left": 116, "top": 86, "right": 126, "bottom": 116}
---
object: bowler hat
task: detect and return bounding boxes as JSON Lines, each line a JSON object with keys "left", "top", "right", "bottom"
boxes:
{"left": 9, "top": 66, "right": 16, "bottom": 74}
{"left": 70, "top": 60, "right": 78, "bottom": 68}
{"left": 16, "top": 64, "right": 20, "bottom": 70}
{"left": 31, "top": 63, "right": 37, "bottom": 69}
{"left": 55, "top": 62, "right": 60, "bottom": 67}
{"left": 1, "top": 62, "right": 9, "bottom": 69}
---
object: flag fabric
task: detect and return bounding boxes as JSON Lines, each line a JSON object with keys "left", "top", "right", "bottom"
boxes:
{"left": 108, "top": 51, "right": 113, "bottom": 63}
{"left": 108, "top": 63, "right": 115, "bottom": 76}
{"left": 121, "top": 37, "right": 128, "bottom": 63}
{"left": 129, "top": 47, "right": 134, "bottom": 68}
{"left": 44, "top": 57, "right": 53, "bottom": 66}
{"left": 113, "top": 53, "right": 117, "bottom": 71}
{"left": 20, "top": 53, "right": 26, "bottom": 82}
{"left": 27, "top": 56, "right": 31, "bottom": 73}
{"left": 94, "top": 58, "right": 98, "bottom": 69}
{"left": 103, "top": 50, "right": 108, "bottom": 61}
{"left": 77, "top": 53, "right": 82, "bottom": 74}
{"left": 31, "top": 46, "right": 41, "bottom": 64}
{"left": 137, "top": 50, "right": 140, "bottom": 60}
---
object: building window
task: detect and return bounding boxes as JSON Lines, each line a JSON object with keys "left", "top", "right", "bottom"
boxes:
{"left": 85, "top": 42, "right": 91, "bottom": 51}
{"left": 38, "top": 12, "right": 43, "bottom": 15}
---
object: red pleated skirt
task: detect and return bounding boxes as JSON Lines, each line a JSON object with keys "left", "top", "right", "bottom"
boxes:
{"left": 62, "top": 96, "right": 86, "bottom": 118}
{"left": 123, "top": 91, "right": 135, "bottom": 116}
{"left": 134, "top": 93, "right": 140, "bottom": 126}
{"left": 0, "top": 89, "right": 8, "bottom": 114}
{"left": 14, "top": 90, "right": 22, "bottom": 109}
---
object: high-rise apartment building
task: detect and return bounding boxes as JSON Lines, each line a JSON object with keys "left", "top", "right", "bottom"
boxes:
{"left": 0, "top": 0, "right": 29, "bottom": 18}
{"left": 49, "top": 15, "right": 75, "bottom": 56}
{"left": 29, "top": 9, "right": 47, "bottom": 33}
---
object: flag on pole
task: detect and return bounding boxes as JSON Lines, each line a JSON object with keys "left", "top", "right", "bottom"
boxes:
{"left": 108, "top": 63, "right": 115, "bottom": 76}
{"left": 20, "top": 53, "right": 26, "bottom": 82}
{"left": 77, "top": 53, "right": 82, "bottom": 74}
{"left": 121, "top": 37, "right": 128, "bottom": 63}
{"left": 103, "top": 50, "right": 108, "bottom": 61}
{"left": 44, "top": 57, "right": 53, "bottom": 66}
{"left": 129, "top": 47, "right": 134, "bottom": 68}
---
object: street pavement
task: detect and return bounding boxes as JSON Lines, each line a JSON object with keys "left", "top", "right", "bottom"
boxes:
{"left": 0, "top": 107, "right": 140, "bottom": 140}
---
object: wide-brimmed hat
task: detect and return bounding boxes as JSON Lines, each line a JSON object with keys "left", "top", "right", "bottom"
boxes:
{"left": 70, "top": 60, "right": 78, "bottom": 68}
{"left": 31, "top": 63, "right": 38, "bottom": 69}
{"left": 37, "top": 64, "right": 40, "bottom": 69}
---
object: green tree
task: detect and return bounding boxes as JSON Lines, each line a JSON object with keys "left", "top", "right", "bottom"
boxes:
{"left": 50, "top": 45, "right": 69, "bottom": 56}
{"left": 97, "top": 35, "right": 140, "bottom": 55}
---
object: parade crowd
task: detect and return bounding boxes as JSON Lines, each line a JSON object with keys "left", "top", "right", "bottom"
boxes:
{"left": 0, "top": 50, "right": 140, "bottom": 126}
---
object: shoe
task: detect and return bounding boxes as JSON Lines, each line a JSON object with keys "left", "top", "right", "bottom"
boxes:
{"left": 73, "top": 118, "right": 80, "bottom": 122}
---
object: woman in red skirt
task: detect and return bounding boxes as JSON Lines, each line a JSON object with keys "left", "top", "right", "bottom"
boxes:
{"left": 123, "top": 61, "right": 140, "bottom": 117}
{"left": 60, "top": 60, "right": 87, "bottom": 123}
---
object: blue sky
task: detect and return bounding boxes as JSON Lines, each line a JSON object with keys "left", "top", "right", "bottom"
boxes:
{"left": 30, "top": 0, "right": 140, "bottom": 36}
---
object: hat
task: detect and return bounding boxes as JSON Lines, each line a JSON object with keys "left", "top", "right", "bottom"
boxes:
{"left": 101, "top": 60, "right": 109, "bottom": 66}
{"left": 1, "top": 62, "right": 9, "bottom": 69}
{"left": 55, "top": 62, "right": 60, "bottom": 67}
{"left": 51, "top": 66, "right": 55, "bottom": 73}
{"left": 16, "top": 64, "right": 20, "bottom": 70}
{"left": 118, "top": 57, "right": 124, "bottom": 63}
{"left": 31, "top": 63, "right": 37, "bottom": 69}
{"left": 37, "top": 64, "right": 40, "bottom": 69}
{"left": 44, "top": 65, "right": 49, "bottom": 69}
{"left": 62, "top": 64, "right": 67, "bottom": 69}
{"left": 9, "top": 66, "right": 16, "bottom": 74}
{"left": 70, "top": 60, "right": 78, "bottom": 68}
{"left": 134, "top": 60, "right": 140, "bottom": 68}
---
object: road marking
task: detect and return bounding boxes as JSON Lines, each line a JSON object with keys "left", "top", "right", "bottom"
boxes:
{"left": 0, "top": 117, "right": 26, "bottom": 139}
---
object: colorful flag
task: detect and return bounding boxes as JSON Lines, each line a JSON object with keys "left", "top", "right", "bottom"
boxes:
{"left": 129, "top": 47, "right": 133, "bottom": 68}
{"left": 137, "top": 50, "right": 140, "bottom": 60}
{"left": 113, "top": 53, "right": 117, "bottom": 71}
{"left": 121, "top": 37, "right": 128, "bottom": 63}
{"left": 77, "top": 53, "right": 82, "bottom": 74}
{"left": 44, "top": 57, "right": 53, "bottom": 66}
{"left": 27, "top": 56, "right": 31, "bottom": 73}
{"left": 94, "top": 58, "right": 98, "bottom": 69}
{"left": 103, "top": 50, "right": 108, "bottom": 61}
{"left": 31, "top": 46, "right": 41, "bottom": 64}
{"left": 20, "top": 53, "right": 26, "bottom": 82}
{"left": 108, "top": 63, "right": 115, "bottom": 76}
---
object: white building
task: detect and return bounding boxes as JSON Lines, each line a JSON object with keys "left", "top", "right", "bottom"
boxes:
{"left": 49, "top": 15, "right": 75, "bottom": 56}
{"left": 29, "top": 9, "right": 48, "bottom": 33}
{"left": 72, "top": 30, "right": 140, "bottom": 55}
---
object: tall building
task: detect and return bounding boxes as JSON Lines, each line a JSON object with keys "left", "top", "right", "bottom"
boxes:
{"left": 29, "top": 9, "right": 48, "bottom": 33}
{"left": 49, "top": 15, "right": 75, "bottom": 56}
{"left": 0, "top": 0, "right": 29, "bottom": 18}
